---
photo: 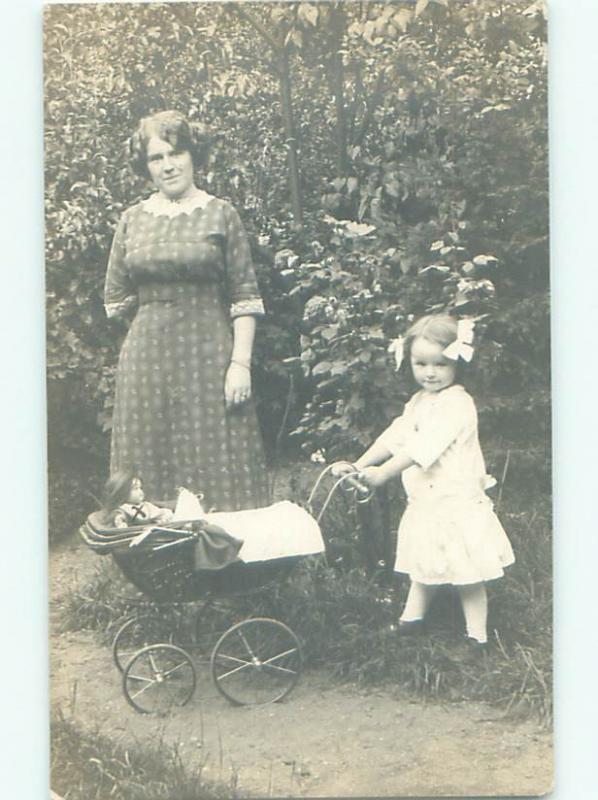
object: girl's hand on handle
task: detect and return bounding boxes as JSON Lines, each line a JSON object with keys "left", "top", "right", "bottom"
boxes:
{"left": 358, "top": 466, "right": 387, "bottom": 489}
{"left": 330, "top": 461, "right": 356, "bottom": 478}
{"left": 330, "top": 462, "right": 373, "bottom": 497}
{"left": 225, "top": 361, "right": 252, "bottom": 409}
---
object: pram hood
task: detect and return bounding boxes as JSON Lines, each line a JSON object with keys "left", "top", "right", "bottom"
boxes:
{"left": 80, "top": 512, "right": 243, "bottom": 571}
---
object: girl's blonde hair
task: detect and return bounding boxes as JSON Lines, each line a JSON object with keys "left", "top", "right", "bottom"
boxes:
{"left": 403, "top": 314, "right": 467, "bottom": 379}
{"left": 404, "top": 314, "right": 458, "bottom": 354}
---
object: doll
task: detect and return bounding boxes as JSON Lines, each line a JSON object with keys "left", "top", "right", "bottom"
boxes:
{"left": 103, "top": 471, "right": 174, "bottom": 529}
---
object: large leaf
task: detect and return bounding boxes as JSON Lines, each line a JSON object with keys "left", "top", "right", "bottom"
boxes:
{"left": 312, "top": 361, "right": 332, "bottom": 376}
{"left": 298, "top": 3, "right": 319, "bottom": 27}
{"left": 393, "top": 9, "right": 412, "bottom": 33}
{"left": 415, "top": 0, "right": 430, "bottom": 18}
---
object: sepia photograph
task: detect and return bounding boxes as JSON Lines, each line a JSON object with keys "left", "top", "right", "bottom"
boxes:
{"left": 44, "top": 1, "right": 554, "bottom": 797}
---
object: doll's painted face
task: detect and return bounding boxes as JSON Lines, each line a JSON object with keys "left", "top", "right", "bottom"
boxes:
{"left": 128, "top": 477, "right": 145, "bottom": 505}
{"left": 410, "top": 336, "right": 457, "bottom": 393}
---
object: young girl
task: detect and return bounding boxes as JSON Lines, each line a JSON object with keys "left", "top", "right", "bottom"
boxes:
{"left": 103, "top": 471, "right": 174, "bottom": 529}
{"left": 334, "top": 314, "right": 514, "bottom": 649}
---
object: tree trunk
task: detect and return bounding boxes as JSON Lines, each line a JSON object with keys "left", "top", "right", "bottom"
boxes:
{"left": 329, "top": 5, "right": 348, "bottom": 176}
{"left": 229, "top": 5, "right": 303, "bottom": 228}
{"left": 277, "top": 47, "right": 303, "bottom": 228}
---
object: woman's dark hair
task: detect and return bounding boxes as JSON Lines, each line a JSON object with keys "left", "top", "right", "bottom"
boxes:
{"left": 103, "top": 470, "right": 138, "bottom": 511}
{"left": 128, "top": 110, "right": 211, "bottom": 179}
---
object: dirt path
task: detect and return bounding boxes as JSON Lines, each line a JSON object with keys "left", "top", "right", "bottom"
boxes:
{"left": 50, "top": 538, "right": 552, "bottom": 798}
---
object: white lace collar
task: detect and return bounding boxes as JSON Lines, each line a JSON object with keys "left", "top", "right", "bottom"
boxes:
{"left": 140, "top": 189, "right": 216, "bottom": 219}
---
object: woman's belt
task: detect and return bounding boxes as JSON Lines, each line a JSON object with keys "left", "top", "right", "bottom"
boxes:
{"left": 138, "top": 282, "right": 218, "bottom": 305}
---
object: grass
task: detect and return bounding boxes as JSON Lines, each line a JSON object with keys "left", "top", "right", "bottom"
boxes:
{"left": 249, "top": 556, "right": 552, "bottom": 724}
{"left": 56, "top": 559, "right": 132, "bottom": 639}
{"left": 51, "top": 713, "right": 239, "bottom": 800}
{"left": 53, "top": 460, "right": 552, "bottom": 724}
{"left": 55, "top": 558, "right": 196, "bottom": 656}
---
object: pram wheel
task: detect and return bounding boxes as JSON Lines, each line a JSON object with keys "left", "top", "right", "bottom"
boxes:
{"left": 122, "top": 643, "right": 196, "bottom": 715}
{"left": 112, "top": 614, "right": 177, "bottom": 674}
{"left": 211, "top": 618, "right": 302, "bottom": 706}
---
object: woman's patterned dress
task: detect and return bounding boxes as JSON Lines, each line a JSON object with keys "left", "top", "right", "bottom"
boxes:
{"left": 104, "top": 191, "right": 270, "bottom": 510}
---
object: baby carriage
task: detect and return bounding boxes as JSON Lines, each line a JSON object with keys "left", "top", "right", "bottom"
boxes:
{"left": 79, "top": 472, "right": 372, "bottom": 715}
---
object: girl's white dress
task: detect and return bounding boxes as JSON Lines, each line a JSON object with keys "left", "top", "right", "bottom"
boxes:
{"left": 376, "top": 384, "right": 514, "bottom": 585}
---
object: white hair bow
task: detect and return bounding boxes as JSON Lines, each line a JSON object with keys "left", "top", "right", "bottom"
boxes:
{"left": 387, "top": 336, "right": 405, "bottom": 371}
{"left": 443, "top": 318, "right": 475, "bottom": 362}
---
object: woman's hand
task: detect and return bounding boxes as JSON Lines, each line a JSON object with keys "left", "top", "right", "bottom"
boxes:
{"left": 225, "top": 361, "right": 252, "bottom": 409}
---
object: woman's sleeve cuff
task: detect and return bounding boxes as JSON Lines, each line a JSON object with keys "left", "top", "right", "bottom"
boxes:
{"left": 230, "top": 298, "right": 265, "bottom": 319}
{"left": 105, "top": 296, "right": 136, "bottom": 318}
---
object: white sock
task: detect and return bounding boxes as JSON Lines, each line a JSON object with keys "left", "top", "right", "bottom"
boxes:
{"left": 457, "top": 583, "right": 488, "bottom": 643}
{"left": 400, "top": 581, "right": 437, "bottom": 622}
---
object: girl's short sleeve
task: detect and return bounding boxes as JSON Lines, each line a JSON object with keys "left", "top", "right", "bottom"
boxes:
{"left": 375, "top": 395, "right": 418, "bottom": 455}
{"left": 104, "top": 211, "right": 137, "bottom": 319}
{"left": 404, "top": 388, "right": 476, "bottom": 470}
{"left": 376, "top": 417, "right": 408, "bottom": 455}
{"left": 223, "top": 202, "right": 265, "bottom": 320}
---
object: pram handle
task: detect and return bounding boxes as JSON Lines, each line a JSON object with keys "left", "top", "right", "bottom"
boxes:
{"left": 308, "top": 463, "right": 374, "bottom": 522}
{"left": 342, "top": 472, "right": 372, "bottom": 498}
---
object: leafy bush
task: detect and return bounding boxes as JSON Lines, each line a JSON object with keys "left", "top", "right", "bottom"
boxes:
{"left": 44, "top": 0, "right": 549, "bottom": 465}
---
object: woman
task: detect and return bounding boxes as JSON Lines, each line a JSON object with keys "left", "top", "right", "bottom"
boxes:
{"left": 104, "top": 110, "right": 270, "bottom": 511}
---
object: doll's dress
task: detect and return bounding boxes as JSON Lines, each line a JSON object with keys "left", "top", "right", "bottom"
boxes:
{"left": 113, "top": 500, "right": 173, "bottom": 529}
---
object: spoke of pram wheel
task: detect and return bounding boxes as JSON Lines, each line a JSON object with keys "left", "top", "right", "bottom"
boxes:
{"left": 260, "top": 648, "right": 299, "bottom": 673}
{"left": 236, "top": 628, "right": 257, "bottom": 661}
{"left": 216, "top": 659, "right": 256, "bottom": 681}
{"left": 127, "top": 674, "right": 154, "bottom": 686}
{"left": 148, "top": 650, "right": 160, "bottom": 674}
{"left": 161, "top": 660, "right": 192, "bottom": 680}
{"left": 130, "top": 675, "right": 183, "bottom": 709}
{"left": 216, "top": 653, "right": 253, "bottom": 667}
{"left": 129, "top": 679, "right": 159, "bottom": 700}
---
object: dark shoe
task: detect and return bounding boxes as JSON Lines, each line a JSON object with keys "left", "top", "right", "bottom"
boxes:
{"left": 464, "top": 636, "right": 489, "bottom": 660}
{"left": 400, "top": 619, "right": 424, "bottom": 634}
{"left": 394, "top": 619, "right": 425, "bottom": 636}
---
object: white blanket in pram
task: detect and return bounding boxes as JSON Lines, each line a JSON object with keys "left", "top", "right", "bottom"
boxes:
{"left": 173, "top": 490, "right": 325, "bottom": 564}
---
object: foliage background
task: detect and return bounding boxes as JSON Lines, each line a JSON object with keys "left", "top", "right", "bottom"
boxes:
{"left": 45, "top": 0, "right": 550, "bottom": 714}
{"left": 45, "top": 0, "right": 548, "bottom": 478}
